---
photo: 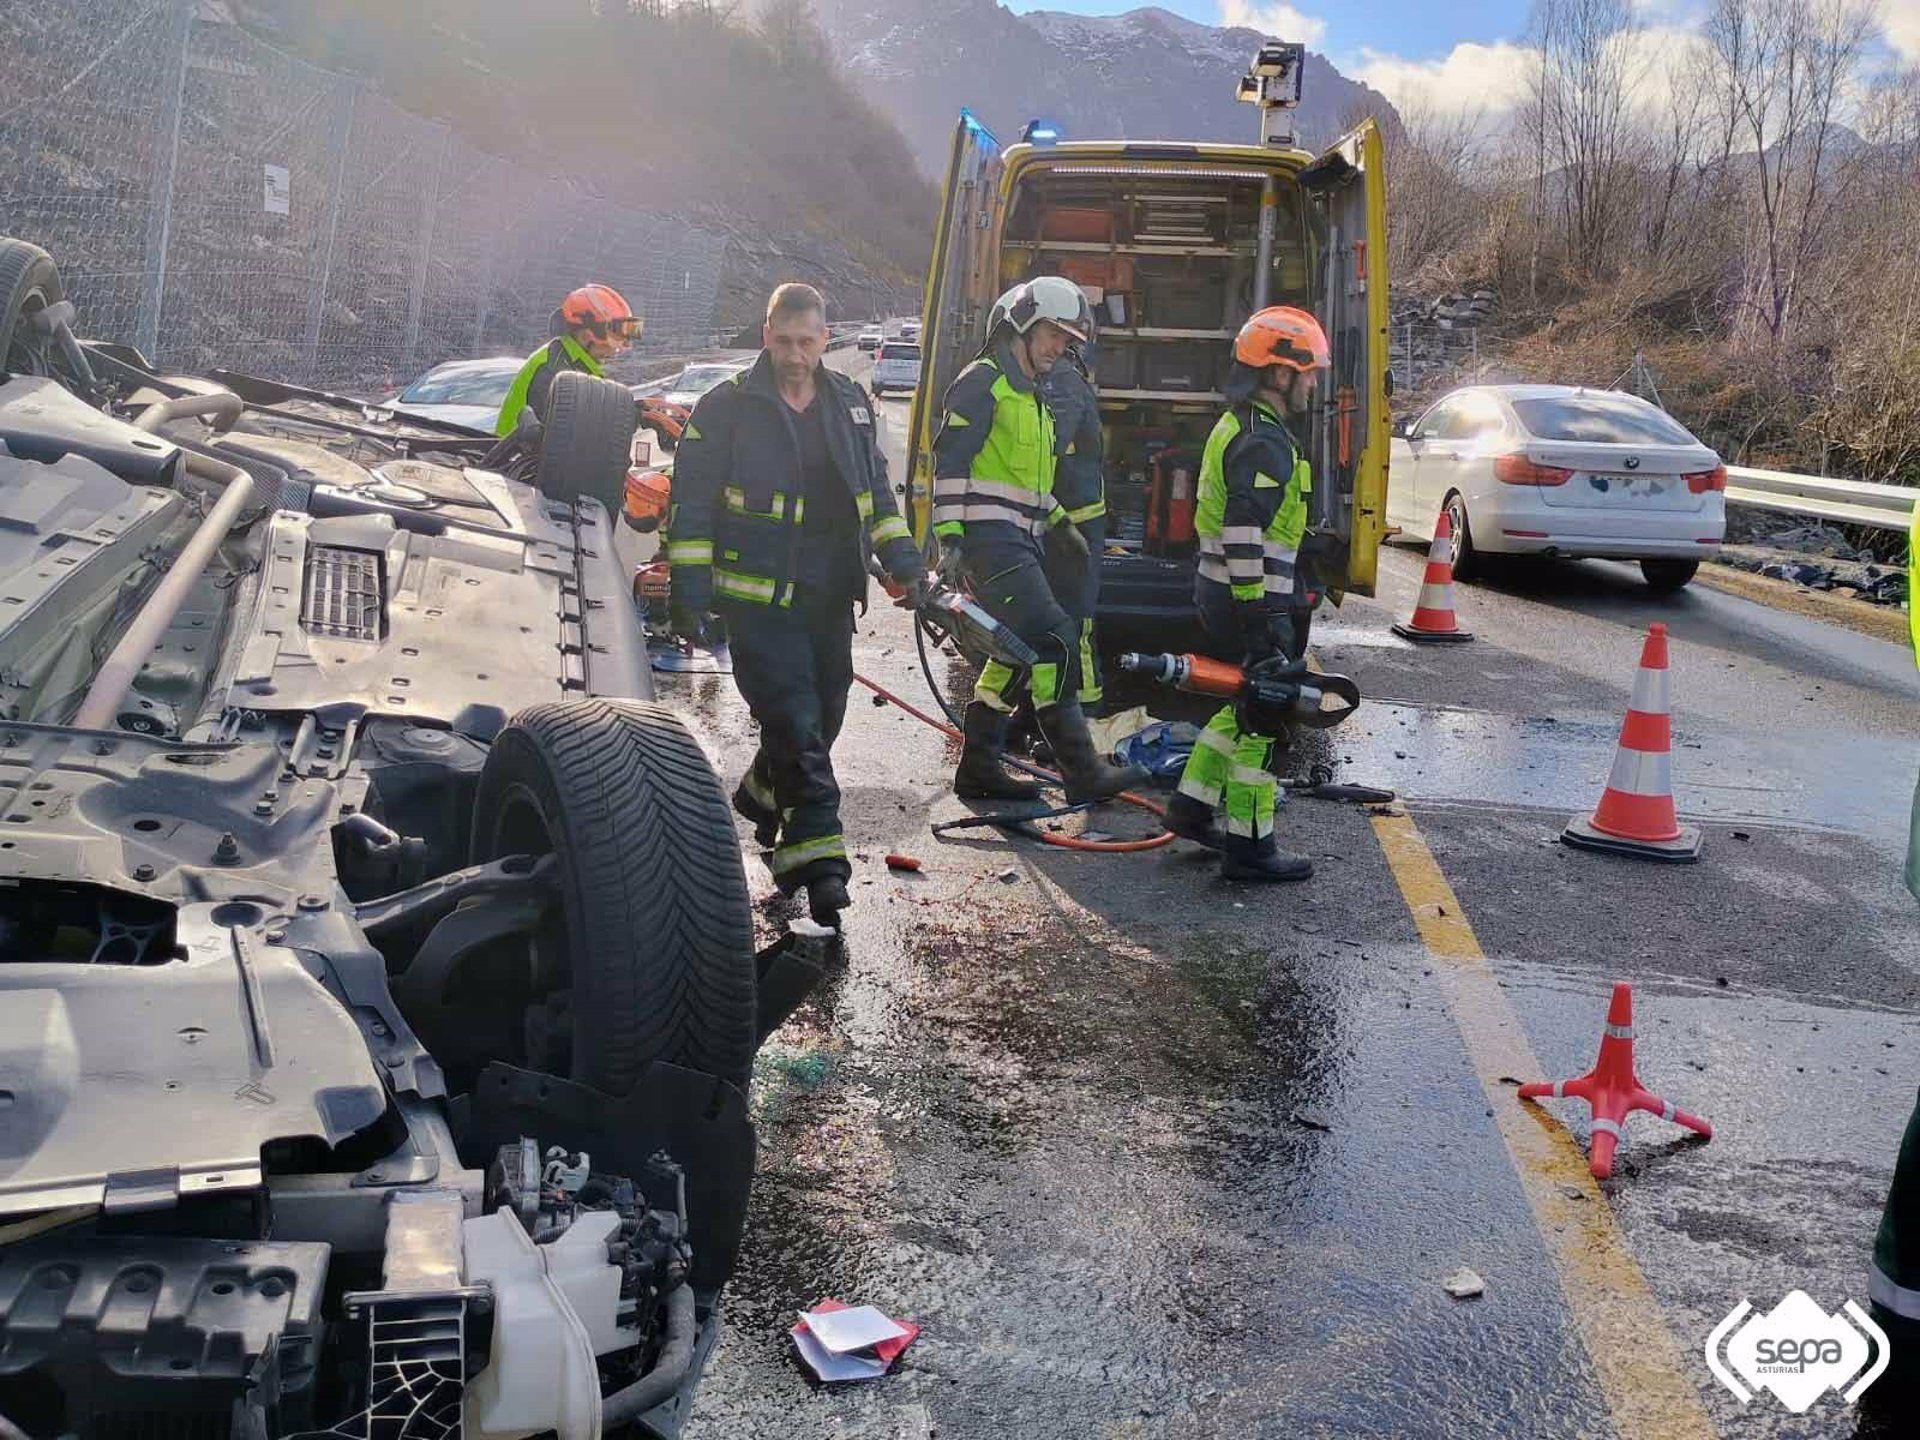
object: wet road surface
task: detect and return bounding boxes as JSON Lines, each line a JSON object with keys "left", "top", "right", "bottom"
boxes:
{"left": 668, "top": 356, "right": 1917, "bottom": 1438}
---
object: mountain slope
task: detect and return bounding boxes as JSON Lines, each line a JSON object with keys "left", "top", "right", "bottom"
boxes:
{"left": 814, "top": 1, "right": 1396, "bottom": 176}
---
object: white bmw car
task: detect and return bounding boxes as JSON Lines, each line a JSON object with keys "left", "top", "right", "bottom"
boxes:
{"left": 1386, "top": 384, "right": 1727, "bottom": 591}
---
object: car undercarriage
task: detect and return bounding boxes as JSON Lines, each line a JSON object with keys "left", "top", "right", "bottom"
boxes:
{"left": 0, "top": 235, "right": 795, "bottom": 1440}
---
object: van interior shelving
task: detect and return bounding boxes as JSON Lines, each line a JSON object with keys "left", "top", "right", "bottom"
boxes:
{"left": 999, "top": 170, "right": 1317, "bottom": 561}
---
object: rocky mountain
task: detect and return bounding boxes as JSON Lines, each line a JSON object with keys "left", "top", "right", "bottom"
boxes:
{"left": 812, "top": 1, "right": 1397, "bottom": 177}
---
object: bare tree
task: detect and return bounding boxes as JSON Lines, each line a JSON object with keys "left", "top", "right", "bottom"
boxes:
{"left": 1524, "top": 0, "right": 1648, "bottom": 279}
{"left": 1360, "top": 94, "right": 1493, "bottom": 284}
{"left": 1702, "top": 0, "right": 1879, "bottom": 347}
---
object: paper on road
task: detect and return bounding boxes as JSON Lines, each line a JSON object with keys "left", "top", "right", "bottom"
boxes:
{"left": 798, "top": 1303, "right": 910, "bottom": 1354}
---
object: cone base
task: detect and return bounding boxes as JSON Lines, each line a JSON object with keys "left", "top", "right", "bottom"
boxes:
{"left": 1561, "top": 815, "right": 1701, "bottom": 863}
{"left": 1391, "top": 622, "right": 1475, "bottom": 644}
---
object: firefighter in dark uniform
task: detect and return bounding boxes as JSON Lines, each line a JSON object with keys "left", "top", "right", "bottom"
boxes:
{"left": 667, "top": 283, "right": 923, "bottom": 925}
{"left": 1041, "top": 325, "right": 1107, "bottom": 715}
{"left": 1164, "top": 306, "right": 1330, "bottom": 884}
{"left": 933, "top": 277, "right": 1145, "bottom": 804}
{"left": 496, "top": 283, "right": 643, "bottom": 436}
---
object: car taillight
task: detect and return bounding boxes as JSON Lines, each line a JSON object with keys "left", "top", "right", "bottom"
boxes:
{"left": 1685, "top": 465, "right": 1727, "bottom": 494}
{"left": 1493, "top": 454, "right": 1573, "bottom": 486}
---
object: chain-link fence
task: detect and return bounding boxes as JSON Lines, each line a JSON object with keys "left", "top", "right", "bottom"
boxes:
{"left": 0, "top": 0, "right": 727, "bottom": 393}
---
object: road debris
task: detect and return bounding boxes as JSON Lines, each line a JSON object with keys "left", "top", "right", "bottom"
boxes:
{"left": 1443, "top": 1267, "right": 1486, "bottom": 1299}
{"left": 791, "top": 1300, "right": 920, "bottom": 1383}
{"left": 885, "top": 853, "right": 924, "bottom": 872}
{"left": 1290, "top": 1109, "right": 1334, "bottom": 1132}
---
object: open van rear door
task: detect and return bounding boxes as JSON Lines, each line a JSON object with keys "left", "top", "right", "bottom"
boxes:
{"left": 906, "top": 111, "right": 1003, "bottom": 542}
{"left": 1298, "top": 117, "right": 1388, "bottom": 597}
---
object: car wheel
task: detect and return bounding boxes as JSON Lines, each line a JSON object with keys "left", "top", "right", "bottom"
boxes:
{"left": 0, "top": 237, "right": 68, "bottom": 378}
{"left": 537, "top": 370, "right": 636, "bottom": 514}
{"left": 1443, "top": 492, "right": 1480, "bottom": 583}
{"left": 472, "top": 699, "right": 756, "bottom": 1095}
{"left": 1640, "top": 558, "right": 1699, "bottom": 593}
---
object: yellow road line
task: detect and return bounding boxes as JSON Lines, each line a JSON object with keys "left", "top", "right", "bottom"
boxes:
{"left": 1370, "top": 811, "right": 1719, "bottom": 1440}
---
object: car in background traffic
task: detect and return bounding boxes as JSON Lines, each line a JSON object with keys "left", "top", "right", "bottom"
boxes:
{"left": 857, "top": 329, "right": 884, "bottom": 353}
{"left": 384, "top": 355, "right": 522, "bottom": 430}
{"left": 870, "top": 340, "right": 922, "bottom": 397}
{"left": 1387, "top": 384, "right": 1726, "bottom": 592}
{"left": 638, "top": 358, "right": 755, "bottom": 411}
{"left": 900, "top": 320, "right": 921, "bottom": 343}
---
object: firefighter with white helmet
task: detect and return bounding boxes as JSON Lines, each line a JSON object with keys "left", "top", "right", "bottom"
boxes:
{"left": 931, "top": 277, "right": 1146, "bottom": 804}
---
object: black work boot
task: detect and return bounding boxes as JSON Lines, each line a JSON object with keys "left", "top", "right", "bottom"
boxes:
{"left": 807, "top": 875, "right": 850, "bottom": 927}
{"left": 1164, "top": 793, "right": 1228, "bottom": 851}
{"left": 1039, "top": 699, "right": 1149, "bottom": 804}
{"left": 954, "top": 702, "right": 1042, "bottom": 801}
{"left": 1220, "top": 835, "right": 1314, "bottom": 884}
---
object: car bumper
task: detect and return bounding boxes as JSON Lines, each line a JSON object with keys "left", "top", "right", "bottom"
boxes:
{"left": 1476, "top": 499, "right": 1725, "bottom": 560}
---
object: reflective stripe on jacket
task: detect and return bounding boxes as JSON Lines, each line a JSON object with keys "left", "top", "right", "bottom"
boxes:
{"left": 667, "top": 352, "right": 919, "bottom": 612}
{"left": 1194, "top": 400, "right": 1311, "bottom": 610}
{"left": 931, "top": 343, "right": 1066, "bottom": 547}
{"left": 495, "top": 334, "right": 603, "bottom": 437}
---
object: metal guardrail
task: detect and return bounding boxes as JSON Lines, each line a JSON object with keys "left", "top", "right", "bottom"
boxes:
{"left": 1724, "top": 466, "right": 1916, "bottom": 532}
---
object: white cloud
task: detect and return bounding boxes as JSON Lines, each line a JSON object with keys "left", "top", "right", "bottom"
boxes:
{"left": 1353, "top": 41, "right": 1537, "bottom": 120}
{"left": 1217, "top": 2, "right": 1327, "bottom": 48}
{"left": 1351, "top": 25, "right": 1715, "bottom": 129}
{"left": 1885, "top": 0, "right": 1920, "bottom": 62}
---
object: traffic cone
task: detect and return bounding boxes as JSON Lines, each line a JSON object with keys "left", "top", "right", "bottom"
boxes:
{"left": 1563, "top": 622, "right": 1701, "bottom": 861}
{"left": 1518, "top": 982, "right": 1712, "bottom": 1180}
{"left": 1391, "top": 510, "right": 1474, "bottom": 642}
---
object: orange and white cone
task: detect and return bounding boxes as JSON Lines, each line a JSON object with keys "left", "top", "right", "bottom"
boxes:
{"left": 1563, "top": 622, "right": 1701, "bottom": 862}
{"left": 1391, "top": 510, "right": 1473, "bottom": 643}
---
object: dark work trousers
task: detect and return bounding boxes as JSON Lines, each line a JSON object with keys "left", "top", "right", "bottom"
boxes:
{"left": 720, "top": 593, "right": 855, "bottom": 891}
{"left": 964, "top": 538, "right": 1081, "bottom": 715}
{"left": 1042, "top": 515, "right": 1105, "bottom": 710}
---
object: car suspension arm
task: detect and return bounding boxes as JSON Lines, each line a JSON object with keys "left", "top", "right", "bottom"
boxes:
{"left": 354, "top": 854, "right": 557, "bottom": 941}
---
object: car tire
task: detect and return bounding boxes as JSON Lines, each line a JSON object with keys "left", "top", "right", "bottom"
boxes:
{"left": 537, "top": 370, "right": 636, "bottom": 513}
{"left": 1443, "top": 492, "right": 1480, "bottom": 582}
{"left": 1640, "top": 558, "right": 1699, "bottom": 593}
{"left": 0, "top": 236, "right": 65, "bottom": 376}
{"left": 472, "top": 699, "right": 756, "bottom": 1095}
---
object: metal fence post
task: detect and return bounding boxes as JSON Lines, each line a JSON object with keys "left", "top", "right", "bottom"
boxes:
{"left": 304, "top": 79, "right": 359, "bottom": 383}
{"left": 134, "top": 0, "right": 194, "bottom": 360}
{"left": 403, "top": 122, "right": 450, "bottom": 371}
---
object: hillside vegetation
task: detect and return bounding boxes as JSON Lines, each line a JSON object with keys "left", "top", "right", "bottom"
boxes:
{"left": 244, "top": 0, "right": 935, "bottom": 312}
{"left": 1351, "top": 0, "right": 1919, "bottom": 499}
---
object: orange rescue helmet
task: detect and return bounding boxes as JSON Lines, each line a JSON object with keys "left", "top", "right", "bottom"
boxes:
{"left": 1233, "top": 306, "right": 1330, "bottom": 374}
{"left": 561, "top": 283, "right": 644, "bottom": 341}
{"left": 623, "top": 467, "right": 672, "bottom": 533}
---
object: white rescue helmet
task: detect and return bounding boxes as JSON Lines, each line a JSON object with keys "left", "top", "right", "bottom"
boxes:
{"left": 988, "top": 276, "right": 1092, "bottom": 344}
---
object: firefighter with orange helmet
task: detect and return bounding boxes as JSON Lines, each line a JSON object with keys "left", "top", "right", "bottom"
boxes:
{"left": 495, "top": 283, "right": 645, "bottom": 437}
{"left": 1164, "top": 305, "right": 1331, "bottom": 884}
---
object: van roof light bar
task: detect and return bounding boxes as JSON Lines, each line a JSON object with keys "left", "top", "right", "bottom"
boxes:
{"left": 1238, "top": 40, "right": 1306, "bottom": 147}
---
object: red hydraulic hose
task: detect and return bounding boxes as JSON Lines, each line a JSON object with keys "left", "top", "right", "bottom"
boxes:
{"left": 852, "top": 672, "right": 1174, "bottom": 854}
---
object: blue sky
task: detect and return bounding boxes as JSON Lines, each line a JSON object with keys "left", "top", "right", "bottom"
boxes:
{"left": 1005, "top": 1, "right": 1533, "bottom": 65}
{"left": 1004, "top": 2, "right": 1920, "bottom": 118}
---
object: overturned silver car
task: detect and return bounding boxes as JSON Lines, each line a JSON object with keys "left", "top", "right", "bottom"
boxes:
{"left": 0, "top": 237, "right": 798, "bottom": 1439}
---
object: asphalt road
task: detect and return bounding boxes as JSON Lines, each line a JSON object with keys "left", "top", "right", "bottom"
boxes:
{"left": 670, "top": 350, "right": 1919, "bottom": 1439}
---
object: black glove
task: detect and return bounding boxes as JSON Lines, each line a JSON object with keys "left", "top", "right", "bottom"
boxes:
{"left": 1241, "top": 610, "right": 1296, "bottom": 666}
{"left": 669, "top": 602, "right": 711, "bottom": 646}
{"left": 1048, "top": 521, "right": 1090, "bottom": 562}
{"left": 890, "top": 572, "right": 930, "bottom": 609}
